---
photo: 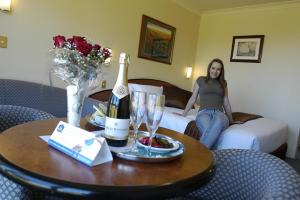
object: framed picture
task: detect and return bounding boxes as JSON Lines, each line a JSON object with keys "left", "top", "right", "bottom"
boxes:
{"left": 138, "top": 15, "right": 176, "bottom": 64}
{"left": 230, "top": 35, "right": 265, "bottom": 63}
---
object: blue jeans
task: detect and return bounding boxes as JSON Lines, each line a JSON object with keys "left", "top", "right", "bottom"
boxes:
{"left": 196, "top": 109, "right": 229, "bottom": 149}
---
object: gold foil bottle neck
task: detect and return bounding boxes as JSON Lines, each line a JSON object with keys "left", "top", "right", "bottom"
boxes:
{"left": 119, "top": 52, "right": 130, "bottom": 64}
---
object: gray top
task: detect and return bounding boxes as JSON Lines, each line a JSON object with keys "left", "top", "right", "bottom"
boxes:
{"left": 197, "top": 76, "right": 225, "bottom": 111}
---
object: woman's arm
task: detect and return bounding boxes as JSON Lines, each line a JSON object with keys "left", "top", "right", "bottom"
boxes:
{"left": 182, "top": 82, "right": 199, "bottom": 116}
{"left": 223, "top": 87, "right": 234, "bottom": 123}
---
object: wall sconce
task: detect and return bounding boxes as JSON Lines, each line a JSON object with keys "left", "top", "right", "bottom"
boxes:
{"left": 104, "top": 48, "right": 112, "bottom": 66}
{"left": 0, "top": 0, "right": 12, "bottom": 12}
{"left": 186, "top": 66, "right": 193, "bottom": 79}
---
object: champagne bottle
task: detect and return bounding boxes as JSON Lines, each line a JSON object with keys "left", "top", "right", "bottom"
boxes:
{"left": 104, "top": 53, "right": 130, "bottom": 147}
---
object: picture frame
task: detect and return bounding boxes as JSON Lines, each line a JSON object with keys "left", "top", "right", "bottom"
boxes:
{"left": 138, "top": 15, "right": 176, "bottom": 65}
{"left": 230, "top": 35, "right": 265, "bottom": 63}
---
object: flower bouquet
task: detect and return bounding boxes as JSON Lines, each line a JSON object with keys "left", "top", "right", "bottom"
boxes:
{"left": 49, "top": 35, "right": 111, "bottom": 127}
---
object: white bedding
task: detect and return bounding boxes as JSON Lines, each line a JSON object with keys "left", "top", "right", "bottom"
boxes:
{"left": 160, "top": 107, "right": 288, "bottom": 153}
{"left": 160, "top": 107, "right": 197, "bottom": 133}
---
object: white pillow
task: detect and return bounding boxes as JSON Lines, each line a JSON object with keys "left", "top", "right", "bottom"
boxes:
{"left": 128, "top": 83, "right": 163, "bottom": 95}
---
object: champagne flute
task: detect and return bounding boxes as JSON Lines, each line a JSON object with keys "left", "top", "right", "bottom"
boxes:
{"left": 145, "top": 94, "right": 165, "bottom": 155}
{"left": 130, "top": 91, "right": 146, "bottom": 151}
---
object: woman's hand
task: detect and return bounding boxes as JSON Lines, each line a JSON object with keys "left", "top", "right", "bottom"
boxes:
{"left": 181, "top": 82, "right": 199, "bottom": 118}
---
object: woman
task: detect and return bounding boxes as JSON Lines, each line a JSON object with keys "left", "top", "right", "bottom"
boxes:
{"left": 182, "top": 58, "right": 234, "bottom": 149}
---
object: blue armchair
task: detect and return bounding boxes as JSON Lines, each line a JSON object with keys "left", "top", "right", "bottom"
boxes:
{"left": 0, "top": 79, "right": 100, "bottom": 118}
{"left": 0, "top": 105, "right": 57, "bottom": 199}
{"left": 0, "top": 79, "right": 101, "bottom": 199}
{"left": 0, "top": 105, "right": 55, "bottom": 132}
{"left": 182, "top": 149, "right": 300, "bottom": 200}
{"left": 0, "top": 175, "right": 32, "bottom": 200}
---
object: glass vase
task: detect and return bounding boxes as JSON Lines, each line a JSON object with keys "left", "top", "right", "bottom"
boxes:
{"left": 66, "top": 82, "right": 88, "bottom": 127}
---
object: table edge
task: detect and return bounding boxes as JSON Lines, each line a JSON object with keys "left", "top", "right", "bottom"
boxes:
{"left": 0, "top": 153, "right": 215, "bottom": 199}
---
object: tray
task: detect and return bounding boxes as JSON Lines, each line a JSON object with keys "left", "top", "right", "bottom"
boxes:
{"left": 92, "top": 130, "right": 185, "bottom": 163}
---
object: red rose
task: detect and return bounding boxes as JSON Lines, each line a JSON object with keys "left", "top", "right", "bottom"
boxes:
{"left": 67, "top": 38, "right": 73, "bottom": 44}
{"left": 72, "top": 36, "right": 87, "bottom": 47}
{"left": 93, "top": 44, "right": 101, "bottom": 51}
{"left": 76, "top": 41, "right": 93, "bottom": 56}
{"left": 102, "top": 48, "right": 111, "bottom": 59}
{"left": 53, "top": 35, "right": 66, "bottom": 48}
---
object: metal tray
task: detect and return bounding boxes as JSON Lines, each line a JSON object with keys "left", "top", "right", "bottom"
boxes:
{"left": 93, "top": 130, "right": 185, "bottom": 163}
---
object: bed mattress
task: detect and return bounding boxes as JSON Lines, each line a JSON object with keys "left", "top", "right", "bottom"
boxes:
{"left": 215, "top": 118, "right": 288, "bottom": 153}
{"left": 160, "top": 107, "right": 288, "bottom": 153}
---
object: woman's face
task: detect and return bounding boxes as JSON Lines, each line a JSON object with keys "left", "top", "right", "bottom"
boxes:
{"left": 209, "top": 62, "right": 222, "bottom": 79}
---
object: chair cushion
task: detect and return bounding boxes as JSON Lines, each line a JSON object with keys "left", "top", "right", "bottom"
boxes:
{"left": 185, "top": 149, "right": 300, "bottom": 200}
{"left": 0, "top": 105, "right": 55, "bottom": 132}
{"left": 0, "top": 175, "right": 32, "bottom": 200}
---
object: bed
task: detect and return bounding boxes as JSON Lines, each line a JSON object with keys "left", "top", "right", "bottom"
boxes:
{"left": 89, "top": 79, "right": 288, "bottom": 159}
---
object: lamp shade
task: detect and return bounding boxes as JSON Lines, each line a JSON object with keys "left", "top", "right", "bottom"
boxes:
{"left": 0, "top": 0, "right": 11, "bottom": 11}
{"left": 186, "top": 66, "right": 193, "bottom": 79}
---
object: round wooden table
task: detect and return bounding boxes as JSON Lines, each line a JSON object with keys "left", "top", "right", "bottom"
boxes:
{"left": 0, "top": 118, "right": 214, "bottom": 199}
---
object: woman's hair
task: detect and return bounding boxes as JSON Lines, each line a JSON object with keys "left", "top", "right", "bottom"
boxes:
{"left": 205, "top": 58, "right": 227, "bottom": 89}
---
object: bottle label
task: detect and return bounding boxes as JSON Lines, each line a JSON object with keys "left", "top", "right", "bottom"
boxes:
{"left": 112, "top": 85, "right": 129, "bottom": 99}
{"left": 104, "top": 117, "right": 130, "bottom": 140}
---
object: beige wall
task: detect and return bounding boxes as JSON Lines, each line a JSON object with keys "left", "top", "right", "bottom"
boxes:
{"left": 0, "top": 0, "right": 199, "bottom": 91}
{"left": 3, "top": 0, "right": 298, "bottom": 157}
{"left": 194, "top": 2, "right": 300, "bottom": 158}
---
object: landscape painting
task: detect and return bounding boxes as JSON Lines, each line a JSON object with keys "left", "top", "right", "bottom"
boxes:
{"left": 138, "top": 15, "right": 176, "bottom": 64}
